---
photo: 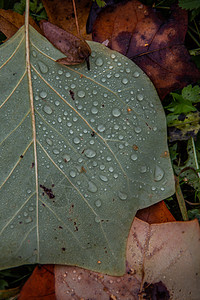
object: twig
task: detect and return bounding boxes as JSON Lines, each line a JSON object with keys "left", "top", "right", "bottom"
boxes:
{"left": 72, "top": 0, "right": 80, "bottom": 36}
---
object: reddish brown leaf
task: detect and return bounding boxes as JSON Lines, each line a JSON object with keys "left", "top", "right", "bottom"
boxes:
{"left": 92, "top": 0, "right": 200, "bottom": 99}
{"left": 18, "top": 265, "right": 55, "bottom": 300}
{"left": 42, "top": 0, "right": 92, "bottom": 40}
{"left": 40, "top": 20, "right": 91, "bottom": 69}
{"left": 136, "top": 200, "right": 176, "bottom": 224}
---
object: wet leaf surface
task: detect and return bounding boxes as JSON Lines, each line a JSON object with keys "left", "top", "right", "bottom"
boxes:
{"left": 92, "top": 0, "right": 200, "bottom": 99}
{"left": 0, "top": 24, "right": 174, "bottom": 274}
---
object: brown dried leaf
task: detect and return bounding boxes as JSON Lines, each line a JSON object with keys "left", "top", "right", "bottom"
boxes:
{"left": 92, "top": 0, "right": 200, "bottom": 99}
{"left": 40, "top": 20, "right": 91, "bottom": 69}
{"left": 41, "top": 0, "right": 92, "bottom": 40}
{"left": 0, "top": 9, "right": 41, "bottom": 39}
{"left": 55, "top": 218, "right": 200, "bottom": 300}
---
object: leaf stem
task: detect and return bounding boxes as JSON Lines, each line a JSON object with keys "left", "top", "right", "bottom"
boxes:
{"left": 191, "top": 137, "right": 200, "bottom": 178}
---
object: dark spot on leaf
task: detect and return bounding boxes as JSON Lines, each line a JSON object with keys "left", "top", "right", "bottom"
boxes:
{"left": 42, "top": 203, "right": 46, "bottom": 207}
{"left": 80, "top": 166, "right": 86, "bottom": 173}
{"left": 59, "top": 226, "right": 63, "bottom": 229}
{"left": 62, "top": 247, "right": 66, "bottom": 251}
{"left": 52, "top": 184, "right": 55, "bottom": 187}
{"left": 102, "top": 104, "right": 105, "bottom": 107}
{"left": 91, "top": 131, "right": 95, "bottom": 136}
{"left": 69, "top": 90, "right": 75, "bottom": 100}
{"left": 31, "top": 162, "right": 35, "bottom": 168}
{"left": 20, "top": 155, "right": 23, "bottom": 158}
{"left": 82, "top": 149, "right": 85, "bottom": 154}
{"left": 142, "top": 281, "right": 170, "bottom": 300}
{"left": 13, "top": 72, "right": 16, "bottom": 76}
{"left": 40, "top": 184, "right": 55, "bottom": 199}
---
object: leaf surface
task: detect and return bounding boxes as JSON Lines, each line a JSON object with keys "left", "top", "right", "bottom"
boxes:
{"left": 0, "top": 24, "right": 174, "bottom": 275}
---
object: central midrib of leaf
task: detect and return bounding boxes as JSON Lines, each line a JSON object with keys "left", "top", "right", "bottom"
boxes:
{"left": 25, "top": 0, "right": 40, "bottom": 258}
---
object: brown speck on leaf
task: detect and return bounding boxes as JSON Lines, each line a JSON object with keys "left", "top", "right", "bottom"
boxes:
{"left": 62, "top": 247, "right": 66, "bottom": 252}
{"left": 20, "top": 155, "right": 23, "bottom": 158}
{"left": 133, "top": 144, "right": 139, "bottom": 151}
{"left": 91, "top": 131, "right": 95, "bottom": 137}
{"left": 80, "top": 166, "right": 86, "bottom": 173}
{"left": 69, "top": 89, "right": 75, "bottom": 100}
{"left": 127, "top": 107, "right": 132, "bottom": 112}
{"left": 31, "top": 162, "right": 35, "bottom": 168}
{"left": 40, "top": 184, "right": 55, "bottom": 199}
{"left": 161, "top": 151, "right": 169, "bottom": 158}
{"left": 97, "top": 260, "right": 101, "bottom": 264}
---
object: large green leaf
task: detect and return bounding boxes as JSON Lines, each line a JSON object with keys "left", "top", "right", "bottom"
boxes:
{"left": 0, "top": 25, "right": 174, "bottom": 275}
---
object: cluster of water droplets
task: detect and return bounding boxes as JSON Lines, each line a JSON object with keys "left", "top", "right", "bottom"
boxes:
{"left": 29, "top": 41, "right": 169, "bottom": 222}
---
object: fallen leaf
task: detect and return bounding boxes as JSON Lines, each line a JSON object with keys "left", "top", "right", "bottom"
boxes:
{"left": 55, "top": 218, "right": 200, "bottom": 300}
{"left": 0, "top": 9, "right": 41, "bottom": 39}
{"left": 41, "top": 0, "right": 92, "bottom": 40}
{"left": 40, "top": 20, "right": 91, "bottom": 69}
{"left": 92, "top": 0, "right": 200, "bottom": 99}
{"left": 0, "top": 22, "right": 174, "bottom": 275}
{"left": 136, "top": 200, "right": 175, "bottom": 224}
{"left": 18, "top": 265, "right": 55, "bottom": 300}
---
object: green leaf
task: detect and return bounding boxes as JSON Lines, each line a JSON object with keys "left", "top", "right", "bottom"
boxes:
{"left": 182, "top": 84, "right": 200, "bottom": 103}
{"left": 166, "top": 93, "right": 197, "bottom": 114}
{"left": 179, "top": 0, "right": 200, "bottom": 10}
{"left": 0, "top": 25, "right": 174, "bottom": 275}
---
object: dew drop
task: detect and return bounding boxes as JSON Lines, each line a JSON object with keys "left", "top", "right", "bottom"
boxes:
{"left": 63, "top": 154, "right": 70, "bottom": 162}
{"left": 118, "top": 191, "right": 127, "bottom": 200}
{"left": 88, "top": 181, "right": 98, "bottom": 193}
{"left": 140, "top": 165, "right": 147, "bottom": 173}
{"left": 65, "top": 72, "right": 71, "bottom": 78}
{"left": 135, "top": 127, "right": 142, "bottom": 133}
{"left": 73, "top": 137, "right": 80, "bottom": 144}
{"left": 111, "top": 54, "right": 116, "bottom": 59}
{"left": 32, "top": 50, "right": 37, "bottom": 57}
{"left": 70, "top": 170, "right": 76, "bottom": 178}
{"left": 112, "top": 108, "right": 121, "bottom": 117}
{"left": 137, "top": 94, "right": 144, "bottom": 101}
{"left": 95, "top": 216, "right": 101, "bottom": 223}
{"left": 122, "top": 78, "right": 128, "bottom": 84}
{"left": 25, "top": 216, "right": 33, "bottom": 224}
{"left": 114, "top": 73, "right": 120, "bottom": 78}
{"left": 55, "top": 100, "right": 60, "bottom": 106}
{"left": 43, "top": 105, "right": 52, "bottom": 115}
{"left": 53, "top": 149, "right": 59, "bottom": 155}
{"left": 100, "top": 164, "right": 105, "bottom": 170}
{"left": 24, "top": 212, "right": 28, "bottom": 217}
{"left": 85, "top": 149, "right": 96, "bottom": 158}
{"left": 109, "top": 167, "right": 114, "bottom": 172}
{"left": 40, "top": 91, "right": 47, "bottom": 99}
{"left": 97, "top": 124, "right": 105, "bottom": 132}
{"left": 151, "top": 186, "right": 156, "bottom": 191}
{"left": 38, "top": 61, "right": 49, "bottom": 74}
{"left": 154, "top": 165, "right": 165, "bottom": 181}
{"left": 99, "top": 175, "right": 108, "bottom": 182}
{"left": 77, "top": 90, "right": 85, "bottom": 98}
{"left": 91, "top": 107, "right": 98, "bottom": 114}
{"left": 95, "top": 199, "right": 102, "bottom": 207}
{"left": 95, "top": 57, "right": 103, "bottom": 66}
{"left": 28, "top": 206, "right": 34, "bottom": 212}
{"left": 133, "top": 71, "right": 140, "bottom": 78}
{"left": 131, "top": 154, "right": 138, "bottom": 161}
{"left": 107, "top": 156, "right": 112, "bottom": 161}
